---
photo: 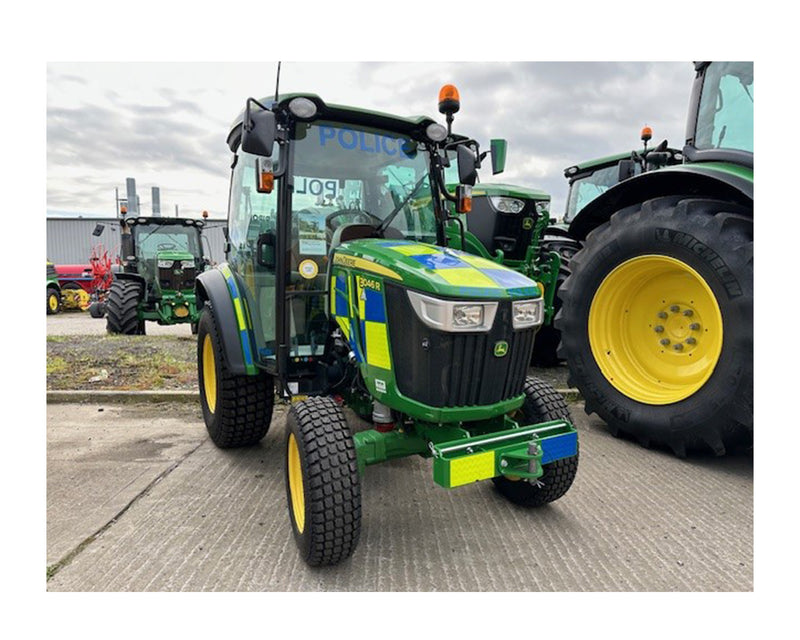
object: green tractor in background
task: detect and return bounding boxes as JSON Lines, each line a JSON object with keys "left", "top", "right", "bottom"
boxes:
{"left": 46, "top": 261, "right": 62, "bottom": 315}
{"left": 106, "top": 216, "right": 208, "bottom": 334}
{"left": 556, "top": 61, "right": 753, "bottom": 457}
{"left": 196, "top": 89, "right": 579, "bottom": 566}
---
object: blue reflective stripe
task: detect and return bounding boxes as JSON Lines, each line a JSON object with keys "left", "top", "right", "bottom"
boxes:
{"left": 541, "top": 431, "right": 578, "bottom": 464}
{"left": 364, "top": 287, "right": 386, "bottom": 323}
{"left": 410, "top": 253, "right": 468, "bottom": 270}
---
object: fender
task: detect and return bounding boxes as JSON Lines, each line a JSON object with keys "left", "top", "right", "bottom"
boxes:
{"left": 114, "top": 272, "right": 146, "bottom": 286}
{"left": 568, "top": 163, "right": 754, "bottom": 242}
{"left": 195, "top": 265, "right": 258, "bottom": 376}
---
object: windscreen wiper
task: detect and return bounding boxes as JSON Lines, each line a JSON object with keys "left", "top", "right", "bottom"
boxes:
{"left": 376, "top": 173, "right": 428, "bottom": 235}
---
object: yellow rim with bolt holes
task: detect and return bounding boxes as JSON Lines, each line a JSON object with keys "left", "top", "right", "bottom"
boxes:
{"left": 287, "top": 434, "right": 305, "bottom": 533}
{"left": 588, "top": 255, "right": 723, "bottom": 405}
{"left": 202, "top": 334, "right": 217, "bottom": 413}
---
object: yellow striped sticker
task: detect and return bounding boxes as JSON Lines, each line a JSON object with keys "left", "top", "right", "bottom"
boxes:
{"left": 436, "top": 268, "right": 499, "bottom": 288}
{"left": 449, "top": 451, "right": 497, "bottom": 487}
{"left": 389, "top": 244, "right": 439, "bottom": 256}
{"left": 458, "top": 253, "right": 504, "bottom": 271}
{"left": 233, "top": 297, "right": 246, "bottom": 329}
{"left": 364, "top": 321, "right": 391, "bottom": 369}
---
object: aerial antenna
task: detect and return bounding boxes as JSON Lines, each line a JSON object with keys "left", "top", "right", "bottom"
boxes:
{"left": 274, "top": 61, "right": 282, "bottom": 103}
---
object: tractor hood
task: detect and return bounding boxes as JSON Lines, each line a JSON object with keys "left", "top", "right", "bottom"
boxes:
{"left": 333, "top": 239, "right": 541, "bottom": 300}
{"left": 156, "top": 250, "right": 196, "bottom": 263}
{"left": 470, "top": 182, "right": 550, "bottom": 201}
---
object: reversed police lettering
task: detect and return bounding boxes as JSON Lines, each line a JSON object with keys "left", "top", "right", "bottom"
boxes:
{"left": 655, "top": 228, "right": 743, "bottom": 297}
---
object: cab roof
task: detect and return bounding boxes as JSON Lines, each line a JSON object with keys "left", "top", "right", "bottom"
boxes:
{"left": 227, "top": 93, "right": 440, "bottom": 152}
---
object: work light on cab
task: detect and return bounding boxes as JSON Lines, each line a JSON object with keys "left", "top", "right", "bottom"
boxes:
{"left": 426, "top": 122, "right": 448, "bottom": 142}
{"left": 288, "top": 97, "right": 317, "bottom": 120}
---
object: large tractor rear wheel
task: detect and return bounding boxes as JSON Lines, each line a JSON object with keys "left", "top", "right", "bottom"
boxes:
{"left": 197, "top": 304, "right": 274, "bottom": 448}
{"left": 105, "top": 280, "right": 144, "bottom": 334}
{"left": 493, "top": 377, "right": 579, "bottom": 506}
{"left": 556, "top": 196, "right": 753, "bottom": 456}
{"left": 285, "top": 396, "right": 361, "bottom": 566}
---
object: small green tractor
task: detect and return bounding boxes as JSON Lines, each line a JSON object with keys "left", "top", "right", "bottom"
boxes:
{"left": 556, "top": 61, "right": 753, "bottom": 456}
{"left": 106, "top": 216, "right": 207, "bottom": 334}
{"left": 196, "top": 89, "right": 579, "bottom": 566}
{"left": 46, "top": 262, "right": 62, "bottom": 314}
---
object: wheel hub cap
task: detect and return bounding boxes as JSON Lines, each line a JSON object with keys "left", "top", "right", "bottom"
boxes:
{"left": 588, "top": 255, "right": 723, "bottom": 405}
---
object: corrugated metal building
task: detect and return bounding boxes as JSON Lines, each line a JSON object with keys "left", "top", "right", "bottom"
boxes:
{"left": 46, "top": 217, "right": 228, "bottom": 265}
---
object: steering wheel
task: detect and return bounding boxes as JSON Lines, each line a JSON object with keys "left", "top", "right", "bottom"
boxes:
{"left": 324, "top": 208, "right": 383, "bottom": 232}
{"left": 157, "top": 243, "right": 176, "bottom": 251}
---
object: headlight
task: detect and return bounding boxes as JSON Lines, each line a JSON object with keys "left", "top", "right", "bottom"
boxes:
{"left": 157, "top": 259, "right": 174, "bottom": 268}
{"left": 489, "top": 196, "right": 525, "bottom": 214}
{"left": 535, "top": 200, "right": 550, "bottom": 216}
{"left": 180, "top": 260, "right": 195, "bottom": 268}
{"left": 512, "top": 299, "right": 544, "bottom": 329}
{"left": 406, "top": 290, "right": 498, "bottom": 332}
{"left": 452, "top": 304, "right": 484, "bottom": 328}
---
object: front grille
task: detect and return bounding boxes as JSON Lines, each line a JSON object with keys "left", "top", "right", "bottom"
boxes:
{"left": 385, "top": 284, "right": 535, "bottom": 408}
{"left": 158, "top": 263, "right": 197, "bottom": 290}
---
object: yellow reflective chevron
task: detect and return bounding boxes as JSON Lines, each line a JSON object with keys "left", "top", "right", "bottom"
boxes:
{"left": 333, "top": 253, "right": 402, "bottom": 280}
{"left": 436, "top": 268, "right": 498, "bottom": 288}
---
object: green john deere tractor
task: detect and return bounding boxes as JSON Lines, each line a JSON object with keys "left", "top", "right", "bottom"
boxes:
{"left": 196, "top": 91, "right": 579, "bottom": 566}
{"left": 46, "top": 261, "right": 62, "bottom": 315}
{"left": 557, "top": 61, "right": 753, "bottom": 456}
{"left": 106, "top": 216, "right": 207, "bottom": 334}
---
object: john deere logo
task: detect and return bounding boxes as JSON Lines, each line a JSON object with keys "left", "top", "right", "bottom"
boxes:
{"left": 522, "top": 218, "right": 534, "bottom": 230}
{"left": 494, "top": 341, "right": 509, "bottom": 357}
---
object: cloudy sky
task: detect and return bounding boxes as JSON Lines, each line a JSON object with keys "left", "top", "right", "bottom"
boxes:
{"left": 47, "top": 61, "right": 691, "bottom": 220}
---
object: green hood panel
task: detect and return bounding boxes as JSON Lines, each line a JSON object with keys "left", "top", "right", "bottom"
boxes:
{"left": 470, "top": 182, "right": 550, "bottom": 201}
{"left": 334, "top": 239, "right": 542, "bottom": 299}
{"left": 155, "top": 250, "right": 196, "bottom": 262}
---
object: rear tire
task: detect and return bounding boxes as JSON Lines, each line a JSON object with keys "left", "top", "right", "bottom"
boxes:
{"left": 105, "top": 280, "right": 144, "bottom": 335}
{"left": 285, "top": 396, "right": 361, "bottom": 566}
{"left": 493, "top": 377, "right": 579, "bottom": 507}
{"left": 197, "top": 304, "right": 273, "bottom": 448}
{"left": 556, "top": 196, "right": 753, "bottom": 456}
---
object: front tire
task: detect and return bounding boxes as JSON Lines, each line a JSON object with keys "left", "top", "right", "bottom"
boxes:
{"left": 197, "top": 304, "right": 273, "bottom": 448}
{"left": 105, "top": 280, "right": 144, "bottom": 334}
{"left": 285, "top": 396, "right": 361, "bottom": 566}
{"left": 493, "top": 377, "right": 579, "bottom": 507}
{"left": 47, "top": 288, "right": 61, "bottom": 315}
{"left": 556, "top": 196, "right": 753, "bottom": 456}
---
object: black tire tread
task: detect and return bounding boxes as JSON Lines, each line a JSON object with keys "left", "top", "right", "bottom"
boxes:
{"left": 198, "top": 304, "right": 273, "bottom": 448}
{"left": 106, "top": 280, "right": 143, "bottom": 334}
{"left": 493, "top": 376, "right": 579, "bottom": 507}
{"left": 286, "top": 396, "right": 361, "bottom": 566}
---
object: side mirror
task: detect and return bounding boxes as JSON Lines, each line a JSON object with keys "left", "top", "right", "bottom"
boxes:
{"left": 490, "top": 139, "right": 507, "bottom": 175}
{"left": 241, "top": 102, "right": 276, "bottom": 157}
{"left": 257, "top": 231, "right": 276, "bottom": 269}
{"left": 456, "top": 144, "right": 478, "bottom": 187}
{"left": 618, "top": 158, "right": 636, "bottom": 182}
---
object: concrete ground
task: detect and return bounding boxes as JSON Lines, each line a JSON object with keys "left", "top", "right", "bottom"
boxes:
{"left": 47, "top": 311, "right": 194, "bottom": 336}
{"left": 46, "top": 400, "right": 753, "bottom": 591}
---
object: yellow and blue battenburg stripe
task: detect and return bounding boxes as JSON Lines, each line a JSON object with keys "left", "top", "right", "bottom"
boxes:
{"left": 357, "top": 276, "right": 391, "bottom": 370}
{"left": 376, "top": 241, "right": 540, "bottom": 297}
{"left": 218, "top": 263, "right": 257, "bottom": 375}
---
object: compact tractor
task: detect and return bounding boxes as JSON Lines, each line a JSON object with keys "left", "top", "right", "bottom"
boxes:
{"left": 196, "top": 89, "right": 579, "bottom": 566}
{"left": 556, "top": 61, "right": 753, "bottom": 456}
{"left": 46, "top": 262, "right": 62, "bottom": 314}
{"left": 106, "top": 216, "right": 207, "bottom": 334}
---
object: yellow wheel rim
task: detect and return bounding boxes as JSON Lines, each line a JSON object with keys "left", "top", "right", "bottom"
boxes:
{"left": 202, "top": 334, "right": 217, "bottom": 414}
{"left": 48, "top": 293, "right": 59, "bottom": 311}
{"left": 287, "top": 433, "right": 305, "bottom": 533}
{"left": 588, "top": 255, "right": 723, "bottom": 405}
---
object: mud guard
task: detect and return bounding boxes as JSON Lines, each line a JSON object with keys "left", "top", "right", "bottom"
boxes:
{"left": 195, "top": 266, "right": 256, "bottom": 376}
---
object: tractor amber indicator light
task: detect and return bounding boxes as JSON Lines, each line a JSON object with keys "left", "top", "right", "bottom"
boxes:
{"left": 457, "top": 184, "right": 472, "bottom": 213}
{"left": 258, "top": 170, "right": 274, "bottom": 194}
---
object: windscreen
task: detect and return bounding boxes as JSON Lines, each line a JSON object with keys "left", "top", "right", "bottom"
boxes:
{"left": 133, "top": 223, "right": 201, "bottom": 259}
{"left": 564, "top": 163, "right": 628, "bottom": 222}
{"left": 695, "top": 61, "right": 753, "bottom": 154}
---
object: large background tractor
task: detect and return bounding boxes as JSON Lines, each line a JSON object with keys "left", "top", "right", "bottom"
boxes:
{"left": 556, "top": 61, "right": 753, "bottom": 456}
{"left": 106, "top": 216, "right": 207, "bottom": 334}
{"left": 196, "top": 90, "right": 579, "bottom": 566}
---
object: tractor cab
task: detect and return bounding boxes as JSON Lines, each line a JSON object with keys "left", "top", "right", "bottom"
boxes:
{"left": 122, "top": 217, "right": 205, "bottom": 298}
